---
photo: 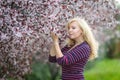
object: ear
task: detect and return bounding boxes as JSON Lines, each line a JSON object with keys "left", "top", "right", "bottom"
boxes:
{"left": 81, "top": 30, "right": 84, "bottom": 36}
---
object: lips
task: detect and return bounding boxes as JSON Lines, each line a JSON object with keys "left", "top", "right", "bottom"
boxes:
{"left": 68, "top": 34, "right": 73, "bottom": 37}
{"left": 69, "top": 34, "right": 72, "bottom": 36}
{"left": 69, "top": 33, "right": 73, "bottom": 35}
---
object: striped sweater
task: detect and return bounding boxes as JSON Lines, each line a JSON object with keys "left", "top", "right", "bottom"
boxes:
{"left": 49, "top": 41, "right": 91, "bottom": 80}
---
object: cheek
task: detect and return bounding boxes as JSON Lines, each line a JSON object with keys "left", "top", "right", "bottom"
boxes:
{"left": 75, "top": 29, "right": 82, "bottom": 34}
{"left": 75, "top": 30, "right": 82, "bottom": 36}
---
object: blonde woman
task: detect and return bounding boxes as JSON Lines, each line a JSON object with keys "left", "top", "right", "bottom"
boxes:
{"left": 49, "top": 17, "right": 99, "bottom": 80}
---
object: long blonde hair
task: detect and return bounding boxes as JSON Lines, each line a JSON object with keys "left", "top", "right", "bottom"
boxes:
{"left": 65, "top": 17, "right": 99, "bottom": 60}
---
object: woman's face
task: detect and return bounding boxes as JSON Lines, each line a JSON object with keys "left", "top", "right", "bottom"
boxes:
{"left": 68, "top": 21, "right": 83, "bottom": 40}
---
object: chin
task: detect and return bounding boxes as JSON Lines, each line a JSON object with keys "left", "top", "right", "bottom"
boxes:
{"left": 69, "top": 36, "right": 76, "bottom": 39}
{"left": 69, "top": 37, "right": 75, "bottom": 40}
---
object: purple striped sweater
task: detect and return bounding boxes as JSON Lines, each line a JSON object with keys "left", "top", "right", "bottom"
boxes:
{"left": 49, "top": 41, "right": 91, "bottom": 80}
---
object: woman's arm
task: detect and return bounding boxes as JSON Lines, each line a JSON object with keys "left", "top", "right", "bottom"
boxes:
{"left": 50, "top": 32, "right": 63, "bottom": 58}
{"left": 54, "top": 42, "right": 63, "bottom": 58}
{"left": 57, "top": 45, "right": 90, "bottom": 66}
{"left": 49, "top": 44, "right": 57, "bottom": 63}
{"left": 50, "top": 44, "right": 56, "bottom": 56}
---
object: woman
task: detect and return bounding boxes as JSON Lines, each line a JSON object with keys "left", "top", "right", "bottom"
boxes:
{"left": 49, "top": 17, "right": 99, "bottom": 80}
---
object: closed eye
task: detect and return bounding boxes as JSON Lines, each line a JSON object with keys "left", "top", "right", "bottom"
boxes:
{"left": 68, "top": 26, "right": 76, "bottom": 30}
{"left": 71, "top": 26, "right": 76, "bottom": 29}
{"left": 72, "top": 27, "right": 75, "bottom": 29}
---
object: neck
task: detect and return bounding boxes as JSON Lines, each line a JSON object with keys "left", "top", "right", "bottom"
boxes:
{"left": 74, "top": 36, "right": 84, "bottom": 45}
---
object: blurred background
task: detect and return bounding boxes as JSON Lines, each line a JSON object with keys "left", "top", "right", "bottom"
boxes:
{"left": 0, "top": 0, "right": 120, "bottom": 80}
{"left": 25, "top": 0, "right": 120, "bottom": 80}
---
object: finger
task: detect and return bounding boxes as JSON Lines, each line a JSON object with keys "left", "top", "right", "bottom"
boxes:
{"left": 50, "top": 31, "right": 52, "bottom": 35}
{"left": 50, "top": 31, "right": 54, "bottom": 36}
{"left": 50, "top": 31, "right": 53, "bottom": 34}
{"left": 51, "top": 32, "right": 56, "bottom": 37}
{"left": 50, "top": 32, "right": 56, "bottom": 40}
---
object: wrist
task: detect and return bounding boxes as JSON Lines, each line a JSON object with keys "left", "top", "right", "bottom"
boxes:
{"left": 50, "top": 53, "right": 56, "bottom": 56}
{"left": 54, "top": 42, "right": 59, "bottom": 45}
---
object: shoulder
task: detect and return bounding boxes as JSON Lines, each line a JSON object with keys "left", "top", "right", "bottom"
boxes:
{"left": 78, "top": 41, "right": 90, "bottom": 50}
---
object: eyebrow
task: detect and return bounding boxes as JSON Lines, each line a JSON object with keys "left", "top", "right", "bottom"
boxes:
{"left": 68, "top": 25, "right": 76, "bottom": 29}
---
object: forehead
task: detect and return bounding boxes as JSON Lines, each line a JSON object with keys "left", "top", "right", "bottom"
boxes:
{"left": 68, "top": 21, "right": 79, "bottom": 28}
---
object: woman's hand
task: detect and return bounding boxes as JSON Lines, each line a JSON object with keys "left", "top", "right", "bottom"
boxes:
{"left": 50, "top": 31, "right": 59, "bottom": 44}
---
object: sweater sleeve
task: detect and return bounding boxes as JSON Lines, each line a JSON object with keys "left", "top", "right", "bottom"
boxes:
{"left": 56, "top": 45, "right": 90, "bottom": 66}
{"left": 49, "top": 55, "right": 57, "bottom": 63}
{"left": 48, "top": 45, "right": 68, "bottom": 63}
